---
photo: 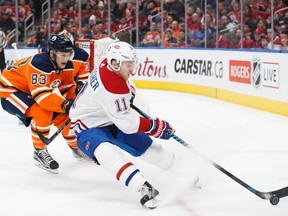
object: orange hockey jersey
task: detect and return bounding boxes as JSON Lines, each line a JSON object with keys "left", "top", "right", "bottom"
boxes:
{"left": 72, "top": 46, "right": 90, "bottom": 82}
{"left": 0, "top": 53, "right": 76, "bottom": 113}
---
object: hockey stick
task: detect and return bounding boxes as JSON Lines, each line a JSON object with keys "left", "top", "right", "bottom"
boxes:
{"left": 36, "top": 119, "right": 71, "bottom": 145}
{"left": 130, "top": 104, "right": 288, "bottom": 205}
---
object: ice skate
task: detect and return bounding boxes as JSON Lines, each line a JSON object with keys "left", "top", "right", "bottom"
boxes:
{"left": 33, "top": 148, "right": 59, "bottom": 174}
{"left": 139, "top": 181, "right": 160, "bottom": 209}
{"left": 71, "top": 148, "right": 92, "bottom": 162}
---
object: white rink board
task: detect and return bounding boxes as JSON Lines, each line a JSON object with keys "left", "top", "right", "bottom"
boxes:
{"left": 3, "top": 48, "right": 288, "bottom": 102}
{"left": 134, "top": 49, "right": 288, "bottom": 102}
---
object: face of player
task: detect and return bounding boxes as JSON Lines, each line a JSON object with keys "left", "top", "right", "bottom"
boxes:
{"left": 118, "top": 61, "right": 136, "bottom": 81}
{"left": 51, "top": 50, "right": 74, "bottom": 69}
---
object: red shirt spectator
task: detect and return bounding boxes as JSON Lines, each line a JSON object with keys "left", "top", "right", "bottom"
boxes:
{"left": 94, "top": 1, "right": 108, "bottom": 23}
{"left": 188, "top": 12, "right": 201, "bottom": 33}
{"left": 250, "top": 28, "right": 264, "bottom": 48}
{"left": 56, "top": 2, "right": 69, "bottom": 19}
{"left": 18, "top": 0, "right": 31, "bottom": 22}
{"left": 250, "top": 0, "right": 270, "bottom": 20}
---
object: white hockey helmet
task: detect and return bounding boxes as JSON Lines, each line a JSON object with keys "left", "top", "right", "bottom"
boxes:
{"left": 107, "top": 41, "right": 137, "bottom": 72}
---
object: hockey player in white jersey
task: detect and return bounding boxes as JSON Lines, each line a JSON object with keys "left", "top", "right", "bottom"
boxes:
{"left": 69, "top": 41, "right": 177, "bottom": 209}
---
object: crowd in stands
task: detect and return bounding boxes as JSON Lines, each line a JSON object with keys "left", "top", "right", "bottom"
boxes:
{"left": 0, "top": 0, "right": 43, "bottom": 42}
{"left": 1, "top": 0, "right": 288, "bottom": 50}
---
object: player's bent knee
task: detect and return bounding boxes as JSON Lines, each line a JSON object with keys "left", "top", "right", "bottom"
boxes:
{"left": 94, "top": 142, "right": 126, "bottom": 168}
{"left": 140, "top": 142, "right": 175, "bottom": 170}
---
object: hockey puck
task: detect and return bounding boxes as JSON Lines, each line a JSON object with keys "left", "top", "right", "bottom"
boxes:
{"left": 269, "top": 195, "right": 280, "bottom": 205}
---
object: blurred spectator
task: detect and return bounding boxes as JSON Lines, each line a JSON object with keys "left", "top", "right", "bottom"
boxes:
{"left": 52, "top": 23, "right": 62, "bottom": 35}
{"left": 218, "top": 1, "right": 228, "bottom": 18}
{"left": 123, "top": 2, "right": 136, "bottom": 17}
{"left": 162, "top": 28, "right": 177, "bottom": 47}
{"left": 0, "top": 11, "right": 15, "bottom": 35}
{"left": 250, "top": 28, "right": 264, "bottom": 48}
{"left": 145, "top": 1, "right": 161, "bottom": 24}
{"left": 232, "top": 28, "right": 253, "bottom": 48}
{"left": 174, "top": 30, "right": 191, "bottom": 47}
{"left": 188, "top": 12, "right": 201, "bottom": 35}
{"left": 279, "top": 30, "right": 288, "bottom": 50}
{"left": 18, "top": 0, "right": 32, "bottom": 41}
{"left": 228, "top": 1, "right": 240, "bottom": 24}
{"left": 243, "top": 4, "right": 257, "bottom": 33}
{"left": 88, "top": 14, "right": 97, "bottom": 34}
{"left": 68, "top": 2, "right": 79, "bottom": 18}
{"left": 56, "top": 2, "right": 69, "bottom": 21}
{"left": 141, "top": 21, "right": 161, "bottom": 46}
{"left": 165, "top": 15, "right": 174, "bottom": 29}
{"left": 217, "top": 34, "right": 231, "bottom": 48}
{"left": 95, "top": 1, "right": 108, "bottom": 23}
{"left": 220, "top": 15, "right": 237, "bottom": 33}
{"left": 117, "top": 16, "right": 130, "bottom": 32}
{"left": 27, "top": 28, "right": 47, "bottom": 47}
{"left": 267, "top": 27, "right": 281, "bottom": 50}
{"left": 123, "top": 8, "right": 136, "bottom": 28}
{"left": 232, "top": 28, "right": 242, "bottom": 48}
{"left": 170, "top": 20, "right": 180, "bottom": 39}
{"left": 260, "top": 34, "right": 270, "bottom": 49}
{"left": 80, "top": 23, "right": 93, "bottom": 39}
{"left": 202, "top": 13, "right": 216, "bottom": 33}
{"left": 19, "top": 0, "right": 31, "bottom": 23}
{"left": 94, "top": 23, "right": 108, "bottom": 39}
{"left": 113, "top": 1, "right": 127, "bottom": 23}
{"left": 2, "top": 0, "right": 14, "bottom": 19}
{"left": 256, "top": 18, "right": 267, "bottom": 33}
{"left": 164, "top": 0, "right": 185, "bottom": 22}
{"left": 191, "top": 22, "right": 212, "bottom": 47}
{"left": 250, "top": 0, "right": 270, "bottom": 20}
{"left": 274, "top": 0, "right": 287, "bottom": 17}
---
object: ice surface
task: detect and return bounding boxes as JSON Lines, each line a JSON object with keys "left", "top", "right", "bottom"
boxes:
{"left": 1, "top": 89, "right": 287, "bottom": 216}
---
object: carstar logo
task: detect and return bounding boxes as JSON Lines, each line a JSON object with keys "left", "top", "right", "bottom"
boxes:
{"left": 229, "top": 60, "right": 251, "bottom": 84}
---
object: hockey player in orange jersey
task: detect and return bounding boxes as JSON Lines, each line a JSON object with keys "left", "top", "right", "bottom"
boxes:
{"left": 41, "top": 30, "right": 91, "bottom": 94}
{"left": 0, "top": 34, "right": 86, "bottom": 173}
{"left": 58, "top": 30, "right": 90, "bottom": 94}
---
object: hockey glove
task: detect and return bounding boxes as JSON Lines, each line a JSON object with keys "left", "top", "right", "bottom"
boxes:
{"left": 146, "top": 118, "right": 175, "bottom": 140}
{"left": 75, "top": 80, "right": 85, "bottom": 95}
{"left": 61, "top": 99, "right": 74, "bottom": 115}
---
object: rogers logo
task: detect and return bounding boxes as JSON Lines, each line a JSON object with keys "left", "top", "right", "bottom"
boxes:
{"left": 229, "top": 60, "right": 251, "bottom": 84}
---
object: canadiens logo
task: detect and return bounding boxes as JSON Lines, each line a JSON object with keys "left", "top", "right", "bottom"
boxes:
{"left": 50, "top": 79, "right": 61, "bottom": 89}
{"left": 252, "top": 58, "right": 261, "bottom": 88}
{"left": 85, "top": 142, "right": 91, "bottom": 151}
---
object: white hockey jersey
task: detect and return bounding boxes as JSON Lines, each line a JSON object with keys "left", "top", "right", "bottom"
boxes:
{"left": 69, "top": 59, "right": 151, "bottom": 135}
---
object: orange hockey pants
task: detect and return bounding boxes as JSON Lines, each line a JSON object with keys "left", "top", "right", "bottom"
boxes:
{"left": 26, "top": 102, "right": 77, "bottom": 149}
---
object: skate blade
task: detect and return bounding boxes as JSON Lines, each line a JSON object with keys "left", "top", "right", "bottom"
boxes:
{"left": 34, "top": 161, "right": 58, "bottom": 174}
{"left": 74, "top": 157, "right": 93, "bottom": 162}
{"left": 143, "top": 194, "right": 161, "bottom": 209}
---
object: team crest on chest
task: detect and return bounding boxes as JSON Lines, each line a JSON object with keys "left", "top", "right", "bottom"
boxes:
{"left": 50, "top": 79, "right": 61, "bottom": 89}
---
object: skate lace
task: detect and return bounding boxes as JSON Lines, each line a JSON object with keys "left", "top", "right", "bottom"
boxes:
{"left": 39, "top": 149, "right": 54, "bottom": 163}
{"left": 141, "top": 184, "right": 153, "bottom": 198}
